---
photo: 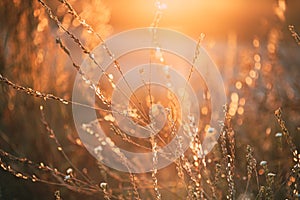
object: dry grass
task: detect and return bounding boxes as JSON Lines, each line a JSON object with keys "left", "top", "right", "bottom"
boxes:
{"left": 0, "top": 0, "right": 299, "bottom": 199}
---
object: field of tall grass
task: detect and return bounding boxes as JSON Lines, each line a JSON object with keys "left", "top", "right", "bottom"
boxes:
{"left": 0, "top": 0, "right": 299, "bottom": 199}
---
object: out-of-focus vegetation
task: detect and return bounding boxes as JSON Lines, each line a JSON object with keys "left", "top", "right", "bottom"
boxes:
{"left": 0, "top": 0, "right": 299, "bottom": 199}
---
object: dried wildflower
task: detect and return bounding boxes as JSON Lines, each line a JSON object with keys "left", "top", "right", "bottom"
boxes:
{"left": 289, "top": 25, "right": 300, "bottom": 45}
{"left": 211, "top": 163, "right": 221, "bottom": 199}
{"left": 275, "top": 132, "right": 282, "bottom": 137}
{"left": 267, "top": 172, "right": 276, "bottom": 177}
{"left": 54, "top": 190, "right": 62, "bottom": 200}
{"left": 40, "top": 0, "right": 149, "bottom": 122}
{"left": 64, "top": 175, "right": 71, "bottom": 182}
{"left": 275, "top": 108, "right": 299, "bottom": 163}
{"left": 275, "top": 108, "right": 300, "bottom": 197}
{"left": 55, "top": 37, "right": 109, "bottom": 105}
{"left": 99, "top": 182, "right": 110, "bottom": 200}
{"left": 66, "top": 168, "right": 73, "bottom": 175}
{"left": 150, "top": 136, "right": 162, "bottom": 200}
{"left": 219, "top": 105, "right": 236, "bottom": 199}
{"left": 245, "top": 145, "right": 259, "bottom": 194}
{"left": 260, "top": 161, "right": 267, "bottom": 166}
{"left": 0, "top": 149, "right": 102, "bottom": 194}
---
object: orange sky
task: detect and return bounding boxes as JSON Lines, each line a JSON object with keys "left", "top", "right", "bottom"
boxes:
{"left": 103, "top": 0, "right": 287, "bottom": 39}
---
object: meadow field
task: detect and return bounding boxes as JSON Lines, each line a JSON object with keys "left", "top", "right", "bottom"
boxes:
{"left": 0, "top": 0, "right": 299, "bottom": 199}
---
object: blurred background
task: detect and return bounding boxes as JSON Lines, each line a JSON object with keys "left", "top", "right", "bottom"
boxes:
{"left": 0, "top": 0, "right": 299, "bottom": 199}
